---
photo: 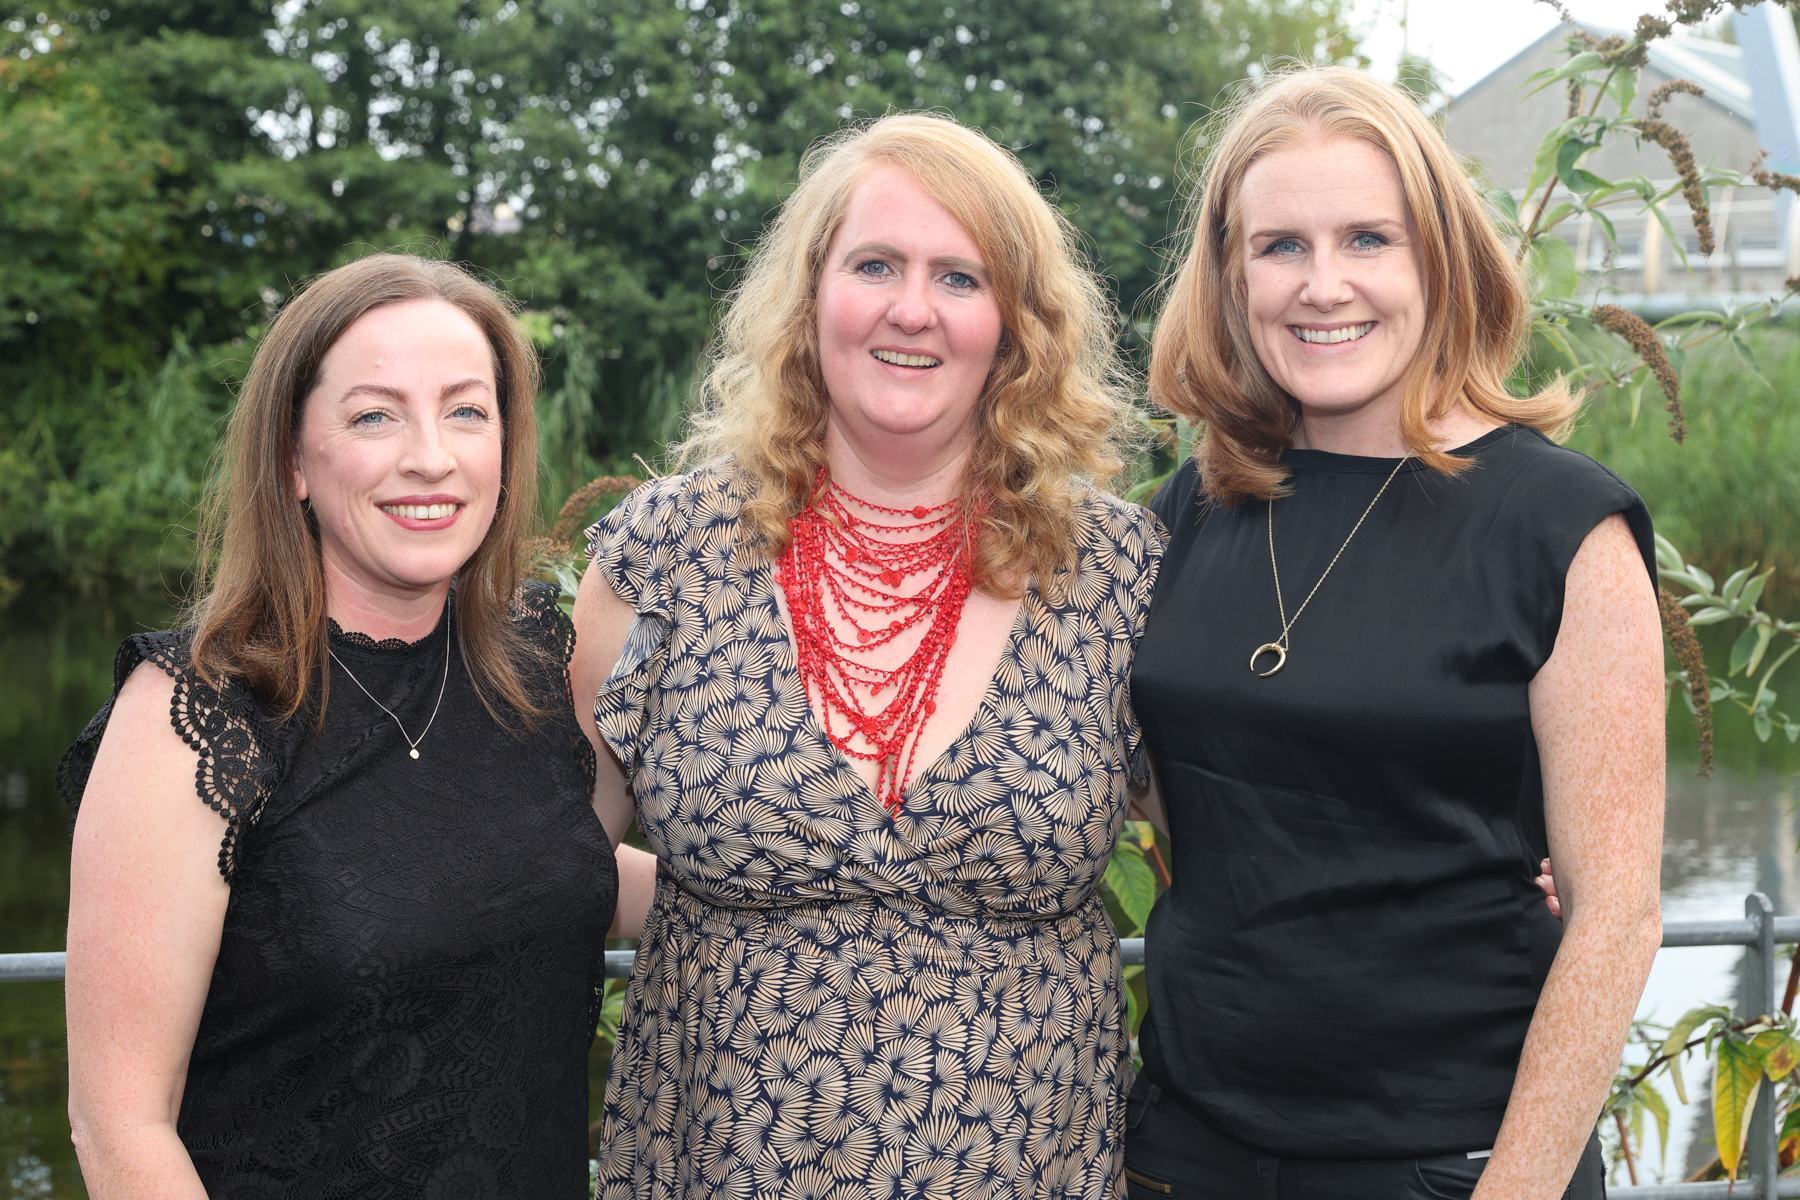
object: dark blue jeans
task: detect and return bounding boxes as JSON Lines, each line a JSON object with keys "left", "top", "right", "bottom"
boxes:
{"left": 1123, "top": 1074, "right": 1607, "bottom": 1199}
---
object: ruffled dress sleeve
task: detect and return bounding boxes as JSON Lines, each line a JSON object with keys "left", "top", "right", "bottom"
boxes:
{"left": 512, "top": 579, "right": 599, "bottom": 793}
{"left": 56, "top": 630, "right": 281, "bottom": 881}
{"left": 583, "top": 476, "right": 692, "bottom": 777}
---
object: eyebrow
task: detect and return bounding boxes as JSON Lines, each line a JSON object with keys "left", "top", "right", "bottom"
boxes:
{"left": 1249, "top": 217, "right": 1408, "bottom": 240}
{"left": 840, "top": 241, "right": 991, "bottom": 281}
{"left": 339, "top": 378, "right": 493, "bottom": 403}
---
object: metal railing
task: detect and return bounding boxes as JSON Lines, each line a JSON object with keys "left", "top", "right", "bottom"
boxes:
{"left": 5, "top": 893, "right": 1797, "bottom": 1196}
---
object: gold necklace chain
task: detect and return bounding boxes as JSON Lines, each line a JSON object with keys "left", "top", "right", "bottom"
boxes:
{"left": 1250, "top": 456, "right": 1408, "bottom": 677}
{"left": 327, "top": 601, "right": 453, "bottom": 759}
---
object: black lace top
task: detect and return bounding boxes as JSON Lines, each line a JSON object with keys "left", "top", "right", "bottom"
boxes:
{"left": 59, "top": 583, "right": 616, "bottom": 1199}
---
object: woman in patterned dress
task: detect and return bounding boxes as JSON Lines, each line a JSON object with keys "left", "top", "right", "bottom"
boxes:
{"left": 571, "top": 113, "right": 1163, "bottom": 1199}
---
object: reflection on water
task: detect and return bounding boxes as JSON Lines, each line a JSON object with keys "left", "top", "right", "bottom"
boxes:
{"left": 2, "top": 592, "right": 1797, "bottom": 1194}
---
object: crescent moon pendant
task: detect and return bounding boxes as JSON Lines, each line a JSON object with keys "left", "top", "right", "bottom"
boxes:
{"left": 1250, "top": 642, "right": 1287, "bottom": 677}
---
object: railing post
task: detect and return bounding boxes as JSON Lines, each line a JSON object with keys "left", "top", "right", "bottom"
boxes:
{"left": 1746, "top": 892, "right": 1778, "bottom": 1200}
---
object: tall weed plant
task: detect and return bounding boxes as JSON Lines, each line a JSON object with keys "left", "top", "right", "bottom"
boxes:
{"left": 1565, "top": 328, "right": 1800, "bottom": 617}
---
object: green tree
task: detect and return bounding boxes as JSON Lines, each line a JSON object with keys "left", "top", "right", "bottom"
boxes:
{"left": 0, "top": 0, "right": 1359, "bottom": 590}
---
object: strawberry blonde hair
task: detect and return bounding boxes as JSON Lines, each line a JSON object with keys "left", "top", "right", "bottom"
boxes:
{"left": 1150, "top": 65, "right": 1577, "bottom": 505}
{"left": 681, "top": 112, "right": 1135, "bottom": 596}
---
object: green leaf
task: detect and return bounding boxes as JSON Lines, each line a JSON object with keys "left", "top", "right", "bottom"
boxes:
{"left": 1659, "top": 1005, "right": 1727, "bottom": 1104}
{"left": 1690, "top": 566, "right": 1717, "bottom": 594}
{"left": 1530, "top": 236, "right": 1580, "bottom": 301}
{"left": 1527, "top": 120, "right": 1583, "bottom": 197}
{"left": 1607, "top": 65, "right": 1638, "bottom": 114}
{"left": 1555, "top": 138, "right": 1596, "bottom": 194}
{"left": 1689, "top": 606, "right": 1733, "bottom": 626}
{"left": 1638, "top": 1081, "right": 1670, "bottom": 1160}
{"left": 1539, "top": 202, "right": 1578, "bottom": 232}
{"left": 1715, "top": 1038, "right": 1763, "bottom": 1179}
{"left": 1590, "top": 208, "right": 1619, "bottom": 247}
{"left": 1647, "top": 201, "right": 1693, "bottom": 272}
{"left": 1654, "top": 534, "right": 1686, "bottom": 573}
{"left": 1525, "top": 51, "right": 1606, "bottom": 95}
{"left": 1746, "top": 624, "right": 1776, "bottom": 677}
{"left": 1730, "top": 624, "right": 1760, "bottom": 676}
{"left": 1490, "top": 188, "right": 1520, "bottom": 224}
{"left": 1756, "top": 714, "right": 1774, "bottom": 742}
{"left": 1103, "top": 842, "right": 1157, "bottom": 935}
{"left": 1722, "top": 567, "right": 1753, "bottom": 604}
{"left": 1626, "top": 372, "right": 1645, "bottom": 426}
{"left": 1740, "top": 570, "right": 1774, "bottom": 612}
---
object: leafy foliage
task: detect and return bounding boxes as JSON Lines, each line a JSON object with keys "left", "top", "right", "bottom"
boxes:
{"left": 0, "top": 0, "right": 1360, "bottom": 591}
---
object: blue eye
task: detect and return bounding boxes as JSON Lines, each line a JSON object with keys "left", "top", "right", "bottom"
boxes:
{"left": 1266, "top": 237, "right": 1303, "bottom": 256}
{"left": 352, "top": 410, "right": 388, "bottom": 427}
{"left": 942, "top": 271, "right": 978, "bottom": 290}
{"left": 450, "top": 404, "right": 486, "bottom": 421}
{"left": 1351, "top": 231, "right": 1387, "bottom": 249}
{"left": 857, "top": 259, "right": 894, "bottom": 277}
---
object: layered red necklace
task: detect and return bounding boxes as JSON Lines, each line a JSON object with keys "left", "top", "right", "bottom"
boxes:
{"left": 777, "top": 471, "right": 973, "bottom": 817}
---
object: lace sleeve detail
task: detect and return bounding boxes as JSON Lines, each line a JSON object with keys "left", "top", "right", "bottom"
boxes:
{"left": 56, "top": 629, "right": 282, "bottom": 882}
{"left": 514, "top": 580, "right": 597, "bottom": 792}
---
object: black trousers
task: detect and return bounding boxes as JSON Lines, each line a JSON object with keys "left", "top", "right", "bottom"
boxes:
{"left": 1123, "top": 1074, "right": 1607, "bottom": 1200}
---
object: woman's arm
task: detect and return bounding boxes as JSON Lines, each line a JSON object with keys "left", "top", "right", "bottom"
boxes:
{"left": 65, "top": 663, "right": 231, "bottom": 1200}
{"left": 1474, "top": 513, "right": 1665, "bottom": 1199}
{"left": 570, "top": 554, "right": 659, "bottom": 938}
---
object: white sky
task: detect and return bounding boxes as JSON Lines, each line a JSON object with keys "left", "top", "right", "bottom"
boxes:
{"left": 1348, "top": 0, "right": 1734, "bottom": 97}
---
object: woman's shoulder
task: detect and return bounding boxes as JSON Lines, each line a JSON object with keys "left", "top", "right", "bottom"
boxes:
{"left": 583, "top": 457, "right": 747, "bottom": 559}
{"left": 512, "top": 580, "right": 576, "bottom": 663}
{"left": 1465, "top": 425, "right": 1656, "bottom": 581}
{"left": 1073, "top": 482, "right": 1167, "bottom": 583}
{"left": 1471, "top": 425, "right": 1637, "bottom": 498}
{"left": 59, "top": 626, "right": 278, "bottom": 880}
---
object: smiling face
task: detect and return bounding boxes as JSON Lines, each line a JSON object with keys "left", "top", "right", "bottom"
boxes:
{"left": 814, "top": 165, "right": 1005, "bottom": 454}
{"left": 293, "top": 298, "right": 504, "bottom": 607}
{"left": 1238, "top": 134, "right": 1428, "bottom": 435}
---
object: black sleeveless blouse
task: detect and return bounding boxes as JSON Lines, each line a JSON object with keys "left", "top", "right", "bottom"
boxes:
{"left": 1132, "top": 426, "right": 1655, "bottom": 1158}
{"left": 59, "top": 582, "right": 616, "bottom": 1199}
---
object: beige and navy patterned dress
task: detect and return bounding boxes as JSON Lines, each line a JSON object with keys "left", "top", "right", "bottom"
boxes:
{"left": 587, "top": 459, "right": 1164, "bottom": 1200}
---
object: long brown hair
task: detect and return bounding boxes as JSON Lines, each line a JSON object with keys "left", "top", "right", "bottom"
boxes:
{"left": 189, "top": 253, "right": 546, "bottom": 726}
{"left": 680, "top": 112, "right": 1135, "bottom": 597}
{"left": 1150, "top": 65, "right": 1579, "bottom": 506}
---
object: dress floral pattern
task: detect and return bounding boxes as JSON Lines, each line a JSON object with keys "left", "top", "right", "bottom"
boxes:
{"left": 588, "top": 459, "right": 1164, "bottom": 1200}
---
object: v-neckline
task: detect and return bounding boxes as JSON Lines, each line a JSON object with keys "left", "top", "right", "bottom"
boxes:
{"left": 758, "top": 557, "right": 1036, "bottom": 825}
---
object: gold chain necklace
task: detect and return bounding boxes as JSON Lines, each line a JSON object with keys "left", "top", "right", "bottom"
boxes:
{"left": 327, "top": 601, "right": 453, "bottom": 759}
{"left": 1250, "top": 456, "right": 1408, "bottom": 677}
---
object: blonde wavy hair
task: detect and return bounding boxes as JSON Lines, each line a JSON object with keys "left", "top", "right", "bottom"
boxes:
{"left": 1149, "top": 65, "right": 1579, "bottom": 506}
{"left": 681, "top": 112, "right": 1135, "bottom": 596}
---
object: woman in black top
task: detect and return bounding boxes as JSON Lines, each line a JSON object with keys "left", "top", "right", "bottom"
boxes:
{"left": 61, "top": 254, "right": 621, "bottom": 1198}
{"left": 1124, "top": 69, "right": 1664, "bottom": 1198}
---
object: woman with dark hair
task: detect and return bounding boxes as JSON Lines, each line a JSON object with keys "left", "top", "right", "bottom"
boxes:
{"left": 61, "top": 253, "right": 617, "bottom": 1198}
{"left": 1122, "top": 67, "right": 1664, "bottom": 1199}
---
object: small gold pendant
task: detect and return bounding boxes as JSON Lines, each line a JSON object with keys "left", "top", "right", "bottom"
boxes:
{"left": 409, "top": 748, "right": 420, "bottom": 759}
{"left": 1250, "top": 642, "right": 1287, "bottom": 677}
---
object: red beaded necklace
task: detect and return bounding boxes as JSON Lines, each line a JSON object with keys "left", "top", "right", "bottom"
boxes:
{"left": 777, "top": 471, "right": 973, "bottom": 817}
